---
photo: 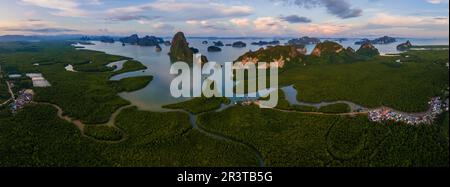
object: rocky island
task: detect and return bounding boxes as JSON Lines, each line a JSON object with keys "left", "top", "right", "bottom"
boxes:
{"left": 155, "top": 44, "right": 162, "bottom": 52}
{"left": 119, "top": 34, "right": 165, "bottom": 46}
{"left": 190, "top": 47, "right": 199, "bottom": 54}
{"left": 169, "top": 32, "right": 193, "bottom": 63}
{"left": 213, "top": 41, "right": 224, "bottom": 47}
{"left": 169, "top": 32, "right": 207, "bottom": 64}
{"left": 397, "top": 40, "right": 413, "bottom": 51}
{"left": 232, "top": 41, "right": 247, "bottom": 48}
{"left": 99, "top": 36, "right": 114, "bottom": 43}
{"left": 207, "top": 46, "right": 222, "bottom": 52}
{"left": 251, "top": 40, "right": 280, "bottom": 46}
{"left": 288, "top": 36, "right": 321, "bottom": 45}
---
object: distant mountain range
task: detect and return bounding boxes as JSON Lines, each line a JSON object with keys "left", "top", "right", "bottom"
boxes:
{"left": 1, "top": 34, "right": 446, "bottom": 43}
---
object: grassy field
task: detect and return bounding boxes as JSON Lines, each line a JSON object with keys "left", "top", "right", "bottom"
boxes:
{"left": 0, "top": 41, "right": 150, "bottom": 124}
{"left": 278, "top": 50, "right": 449, "bottom": 112}
{"left": 197, "top": 105, "right": 449, "bottom": 167}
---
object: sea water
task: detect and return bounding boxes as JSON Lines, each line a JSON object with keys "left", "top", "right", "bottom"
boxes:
{"left": 75, "top": 37, "right": 448, "bottom": 111}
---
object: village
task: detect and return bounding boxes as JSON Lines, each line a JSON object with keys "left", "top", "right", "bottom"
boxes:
{"left": 0, "top": 69, "right": 48, "bottom": 113}
{"left": 9, "top": 89, "right": 34, "bottom": 113}
{"left": 368, "top": 97, "right": 449, "bottom": 125}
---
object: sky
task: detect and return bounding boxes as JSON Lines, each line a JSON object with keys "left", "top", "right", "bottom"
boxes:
{"left": 0, "top": 0, "right": 448, "bottom": 38}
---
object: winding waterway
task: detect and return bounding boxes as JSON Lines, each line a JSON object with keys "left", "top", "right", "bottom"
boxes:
{"left": 281, "top": 85, "right": 368, "bottom": 112}
{"left": 71, "top": 37, "right": 448, "bottom": 167}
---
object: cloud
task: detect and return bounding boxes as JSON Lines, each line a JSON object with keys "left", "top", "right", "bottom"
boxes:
{"left": 350, "top": 13, "right": 449, "bottom": 37}
{"left": 367, "top": 13, "right": 449, "bottom": 28}
{"left": 152, "top": 23, "right": 174, "bottom": 30}
{"left": 279, "top": 15, "right": 311, "bottom": 23}
{"left": 186, "top": 20, "right": 229, "bottom": 31}
{"left": 4, "top": 28, "right": 78, "bottom": 33}
{"left": 105, "top": 0, "right": 253, "bottom": 22}
{"left": 426, "top": 0, "right": 449, "bottom": 4}
{"left": 108, "top": 15, "right": 160, "bottom": 22}
{"left": 138, "top": 21, "right": 175, "bottom": 31}
{"left": 274, "top": 0, "right": 362, "bottom": 19}
{"left": 19, "top": 0, "right": 89, "bottom": 17}
{"left": 297, "top": 23, "right": 352, "bottom": 36}
{"left": 0, "top": 19, "right": 77, "bottom": 34}
{"left": 230, "top": 18, "right": 250, "bottom": 27}
{"left": 253, "top": 17, "right": 289, "bottom": 34}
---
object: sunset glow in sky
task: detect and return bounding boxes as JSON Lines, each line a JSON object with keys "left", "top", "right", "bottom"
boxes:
{"left": 0, "top": 0, "right": 448, "bottom": 38}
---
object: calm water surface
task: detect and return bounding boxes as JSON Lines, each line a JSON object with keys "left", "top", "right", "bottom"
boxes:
{"left": 75, "top": 38, "right": 448, "bottom": 111}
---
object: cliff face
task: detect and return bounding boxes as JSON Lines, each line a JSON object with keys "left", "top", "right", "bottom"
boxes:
{"left": 235, "top": 45, "right": 303, "bottom": 68}
{"left": 356, "top": 43, "right": 380, "bottom": 57}
{"left": 311, "top": 41, "right": 345, "bottom": 57}
{"left": 169, "top": 32, "right": 208, "bottom": 64}
{"left": 288, "top": 43, "right": 308, "bottom": 55}
{"left": 169, "top": 32, "right": 194, "bottom": 64}
{"left": 309, "top": 41, "right": 374, "bottom": 64}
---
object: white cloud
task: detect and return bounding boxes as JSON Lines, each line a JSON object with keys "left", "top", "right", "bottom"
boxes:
{"left": 253, "top": 17, "right": 289, "bottom": 34}
{"left": 368, "top": 13, "right": 449, "bottom": 28}
{"left": 426, "top": 0, "right": 449, "bottom": 4}
{"left": 297, "top": 23, "right": 352, "bottom": 36}
{"left": 0, "top": 19, "right": 77, "bottom": 34}
{"left": 105, "top": 0, "right": 253, "bottom": 21}
{"left": 230, "top": 18, "right": 250, "bottom": 27}
{"left": 19, "top": 0, "right": 90, "bottom": 17}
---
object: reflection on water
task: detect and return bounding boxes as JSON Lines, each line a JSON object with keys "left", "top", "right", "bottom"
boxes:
{"left": 77, "top": 39, "right": 279, "bottom": 111}
{"left": 75, "top": 38, "right": 448, "bottom": 111}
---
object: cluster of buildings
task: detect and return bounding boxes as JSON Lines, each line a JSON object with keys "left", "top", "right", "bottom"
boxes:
{"left": 369, "top": 97, "right": 448, "bottom": 125}
{"left": 10, "top": 89, "right": 34, "bottom": 113}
